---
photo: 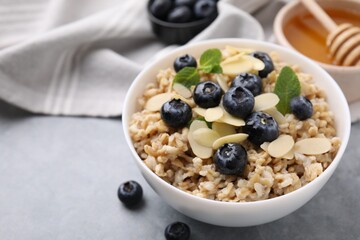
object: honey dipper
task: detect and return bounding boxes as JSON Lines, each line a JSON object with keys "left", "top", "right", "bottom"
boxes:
{"left": 301, "top": 0, "right": 360, "bottom": 66}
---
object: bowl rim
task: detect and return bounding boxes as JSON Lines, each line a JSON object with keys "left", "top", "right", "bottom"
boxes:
{"left": 273, "top": 0, "right": 360, "bottom": 72}
{"left": 122, "top": 38, "right": 351, "bottom": 207}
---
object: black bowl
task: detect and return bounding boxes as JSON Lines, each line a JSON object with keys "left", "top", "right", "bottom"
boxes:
{"left": 147, "top": 0, "right": 218, "bottom": 45}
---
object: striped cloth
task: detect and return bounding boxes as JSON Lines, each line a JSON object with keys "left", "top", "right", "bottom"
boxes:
{"left": 0, "top": 0, "right": 267, "bottom": 116}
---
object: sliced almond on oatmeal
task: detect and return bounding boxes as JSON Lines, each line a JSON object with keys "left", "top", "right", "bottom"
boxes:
{"left": 282, "top": 149, "right": 294, "bottom": 159}
{"left": 225, "top": 46, "right": 254, "bottom": 55}
{"left": 294, "top": 138, "right": 331, "bottom": 155}
{"left": 221, "top": 53, "right": 245, "bottom": 64}
{"left": 242, "top": 55, "right": 265, "bottom": 71}
{"left": 264, "top": 107, "right": 287, "bottom": 125}
{"left": 188, "top": 120, "right": 213, "bottom": 159}
{"left": 212, "top": 133, "right": 248, "bottom": 149}
{"left": 205, "top": 107, "right": 223, "bottom": 122}
{"left": 218, "top": 110, "right": 245, "bottom": 127}
{"left": 173, "top": 83, "right": 192, "bottom": 99}
{"left": 221, "top": 56, "right": 253, "bottom": 76}
{"left": 225, "top": 45, "right": 239, "bottom": 55}
{"left": 215, "top": 75, "right": 229, "bottom": 92}
{"left": 145, "top": 92, "right": 172, "bottom": 111}
{"left": 193, "top": 128, "right": 220, "bottom": 148}
{"left": 254, "top": 93, "right": 280, "bottom": 112}
{"left": 172, "top": 94, "right": 194, "bottom": 106}
{"left": 212, "top": 122, "right": 236, "bottom": 137}
{"left": 267, "top": 135, "right": 294, "bottom": 158}
{"left": 260, "top": 142, "right": 270, "bottom": 151}
{"left": 193, "top": 107, "right": 206, "bottom": 117}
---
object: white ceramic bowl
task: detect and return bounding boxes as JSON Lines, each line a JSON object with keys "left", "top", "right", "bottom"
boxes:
{"left": 122, "top": 39, "right": 351, "bottom": 227}
{"left": 274, "top": 0, "right": 360, "bottom": 103}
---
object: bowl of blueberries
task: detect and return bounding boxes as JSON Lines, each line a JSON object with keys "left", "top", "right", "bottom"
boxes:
{"left": 148, "top": 0, "right": 219, "bottom": 45}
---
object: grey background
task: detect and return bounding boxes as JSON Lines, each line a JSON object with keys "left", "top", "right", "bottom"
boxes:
{"left": 0, "top": 100, "right": 359, "bottom": 240}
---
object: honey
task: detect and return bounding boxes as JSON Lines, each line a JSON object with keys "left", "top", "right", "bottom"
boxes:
{"left": 284, "top": 8, "right": 360, "bottom": 65}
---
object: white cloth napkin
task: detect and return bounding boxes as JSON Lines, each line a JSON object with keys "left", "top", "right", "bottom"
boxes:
{"left": 0, "top": 0, "right": 267, "bottom": 117}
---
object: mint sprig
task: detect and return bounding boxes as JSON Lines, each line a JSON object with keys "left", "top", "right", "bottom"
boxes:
{"left": 274, "top": 66, "right": 301, "bottom": 115}
{"left": 173, "top": 67, "right": 200, "bottom": 88}
{"left": 199, "top": 48, "right": 223, "bottom": 74}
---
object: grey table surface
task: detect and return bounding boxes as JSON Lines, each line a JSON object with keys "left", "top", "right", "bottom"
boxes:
{"left": 0, "top": 98, "right": 359, "bottom": 240}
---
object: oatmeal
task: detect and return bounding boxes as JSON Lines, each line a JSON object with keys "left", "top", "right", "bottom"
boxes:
{"left": 129, "top": 46, "right": 340, "bottom": 202}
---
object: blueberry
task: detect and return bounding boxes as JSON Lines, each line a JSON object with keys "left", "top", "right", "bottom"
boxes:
{"left": 244, "top": 112, "right": 279, "bottom": 146}
{"left": 167, "top": 6, "right": 192, "bottom": 23}
{"left": 290, "top": 96, "right": 313, "bottom": 120}
{"left": 194, "top": 0, "right": 218, "bottom": 19}
{"left": 174, "top": 54, "right": 197, "bottom": 72}
{"left": 231, "top": 73, "right": 263, "bottom": 96}
{"left": 165, "top": 222, "right": 191, "bottom": 240}
{"left": 174, "top": 0, "right": 196, "bottom": 8}
{"left": 150, "top": 0, "right": 172, "bottom": 20}
{"left": 117, "top": 181, "right": 143, "bottom": 207}
{"left": 214, "top": 143, "right": 248, "bottom": 175}
{"left": 193, "top": 81, "right": 223, "bottom": 108}
{"left": 222, "top": 86, "right": 255, "bottom": 119}
{"left": 161, "top": 99, "right": 192, "bottom": 128}
{"left": 250, "top": 51, "right": 274, "bottom": 78}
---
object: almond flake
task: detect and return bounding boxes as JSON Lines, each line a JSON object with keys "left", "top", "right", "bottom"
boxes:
{"left": 215, "top": 75, "right": 229, "bottom": 92}
{"left": 145, "top": 93, "right": 172, "bottom": 112}
{"left": 212, "top": 133, "right": 248, "bottom": 149}
{"left": 225, "top": 46, "right": 254, "bottom": 55}
{"left": 205, "top": 107, "right": 223, "bottom": 122}
{"left": 282, "top": 149, "right": 294, "bottom": 159}
{"left": 268, "top": 135, "right": 294, "bottom": 158}
{"left": 225, "top": 45, "right": 239, "bottom": 55}
{"left": 173, "top": 83, "right": 192, "bottom": 99}
{"left": 254, "top": 93, "right": 280, "bottom": 112}
{"left": 193, "top": 128, "right": 220, "bottom": 148}
{"left": 243, "top": 55, "right": 265, "bottom": 70}
{"left": 188, "top": 120, "right": 213, "bottom": 159}
{"left": 193, "top": 107, "right": 206, "bottom": 117}
{"left": 218, "top": 110, "right": 245, "bottom": 126}
{"left": 260, "top": 142, "right": 269, "bottom": 151}
{"left": 212, "top": 122, "right": 236, "bottom": 137}
{"left": 221, "top": 55, "right": 253, "bottom": 76}
{"left": 172, "top": 94, "right": 194, "bottom": 106}
{"left": 294, "top": 138, "right": 331, "bottom": 155}
{"left": 264, "top": 107, "right": 287, "bottom": 124}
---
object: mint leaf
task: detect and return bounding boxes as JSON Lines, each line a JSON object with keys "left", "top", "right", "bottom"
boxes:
{"left": 199, "top": 48, "right": 223, "bottom": 74}
{"left": 274, "top": 66, "right": 301, "bottom": 115}
{"left": 173, "top": 67, "right": 200, "bottom": 89}
{"left": 211, "top": 65, "right": 223, "bottom": 74}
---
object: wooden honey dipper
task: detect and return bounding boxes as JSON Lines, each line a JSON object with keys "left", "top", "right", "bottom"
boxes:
{"left": 301, "top": 0, "right": 360, "bottom": 66}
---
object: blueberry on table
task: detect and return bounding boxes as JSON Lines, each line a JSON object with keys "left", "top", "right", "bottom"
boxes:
{"left": 244, "top": 112, "right": 279, "bottom": 146}
{"left": 150, "top": 0, "right": 172, "bottom": 20}
{"left": 174, "top": 54, "right": 197, "bottom": 72}
{"left": 222, "top": 86, "right": 255, "bottom": 119}
{"left": 117, "top": 181, "right": 143, "bottom": 207}
{"left": 290, "top": 96, "right": 313, "bottom": 120}
{"left": 194, "top": 0, "right": 218, "bottom": 19}
{"left": 250, "top": 51, "right": 274, "bottom": 78}
{"left": 161, "top": 99, "right": 192, "bottom": 128}
{"left": 174, "top": 0, "right": 196, "bottom": 8}
{"left": 231, "top": 73, "right": 263, "bottom": 96}
{"left": 167, "top": 6, "right": 193, "bottom": 23}
{"left": 214, "top": 143, "right": 248, "bottom": 175}
{"left": 165, "top": 222, "right": 191, "bottom": 240}
{"left": 193, "top": 81, "right": 223, "bottom": 108}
